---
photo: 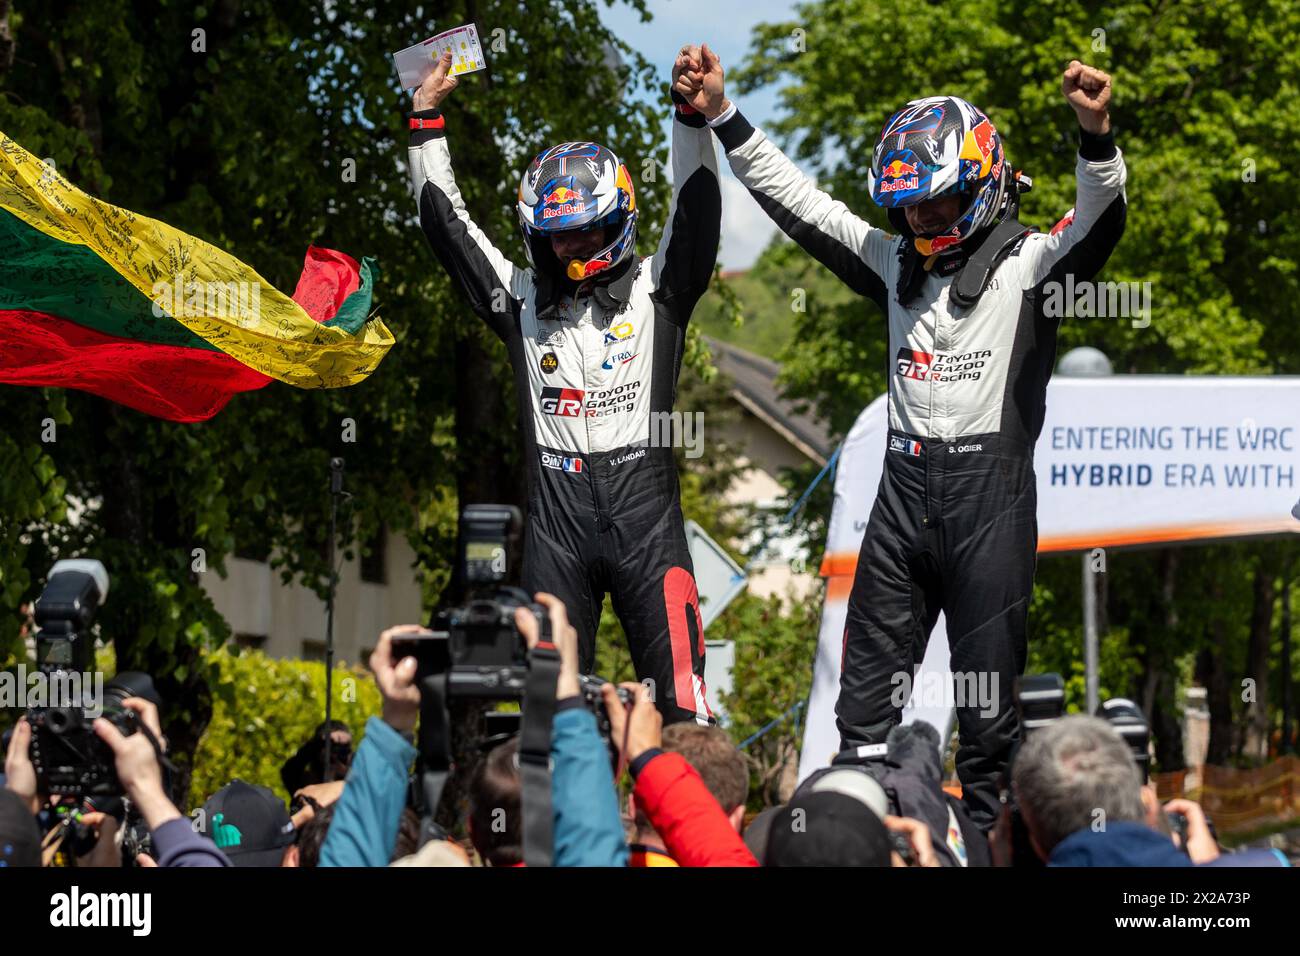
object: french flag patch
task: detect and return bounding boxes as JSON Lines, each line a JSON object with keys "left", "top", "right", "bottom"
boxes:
{"left": 889, "top": 435, "right": 922, "bottom": 457}
{"left": 541, "top": 451, "right": 584, "bottom": 474}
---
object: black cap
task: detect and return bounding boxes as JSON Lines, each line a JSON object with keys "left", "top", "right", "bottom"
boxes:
{"left": 763, "top": 791, "right": 892, "bottom": 867}
{"left": 0, "top": 789, "right": 42, "bottom": 868}
{"left": 201, "top": 780, "right": 295, "bottom": 867}
{"left": 742, "top": 805, "right": 784, "bottom": 862}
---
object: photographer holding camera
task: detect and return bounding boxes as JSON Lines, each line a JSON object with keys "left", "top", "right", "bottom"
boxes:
{"left": 319, "top": 591, "right": 631, "bottom": 867}
{"left": 3, "top": 701, "right": 230, "bottom": 867}
{"left": 318, "top": 624, "right": 423, "bottom": 867}
{"left": 281, "top": 721, "right": 353, "bottom": 794}
{"left": 94, "top": 697, "right": 231, "bottom": 867}
{"left": 600, "top": 680, "right": 758, "bottom": 867}
{"left": 5, "top": 559, "right": 229, "bottom": 867}
{"left": 1005, "top": 715, "right": 1290, "bottom": 867}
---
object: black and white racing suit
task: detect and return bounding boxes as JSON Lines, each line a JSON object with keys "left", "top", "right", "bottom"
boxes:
{"left": 408, "top": 103, "right": 721, "bottom": 724}
{"left": 710, "top": 107, "right": 1127, "bottom": 824}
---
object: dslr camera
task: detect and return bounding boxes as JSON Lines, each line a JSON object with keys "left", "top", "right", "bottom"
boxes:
{"left": 391, "top": 504, "right": 549, "bottom": 699}
{"left": 25, "top": 560, "right": 141, "bottom": 798}
{"left": 578, "top": 675, "right": 637, "bottom": 766}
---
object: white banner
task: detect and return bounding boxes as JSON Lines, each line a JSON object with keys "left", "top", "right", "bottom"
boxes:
{"left": 798, "top": 376, "right": 1300, "bottom": 784}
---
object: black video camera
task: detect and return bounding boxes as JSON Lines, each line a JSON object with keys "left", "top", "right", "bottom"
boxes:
{"left": 25, "top": 560, "right": 145, "bottom": 798}
{"left": 1016, "top": 673, "right": 1067, "bottom": 736}
{"left": 392, "top": 505, "right": 548, "bottom": 699}
{"left": 999, "top": 673, "right": 1067, "bottom": 867}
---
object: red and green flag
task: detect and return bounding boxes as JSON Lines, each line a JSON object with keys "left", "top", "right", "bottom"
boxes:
{"left": 0, "top": 132, "right": 394, "bottom": 421}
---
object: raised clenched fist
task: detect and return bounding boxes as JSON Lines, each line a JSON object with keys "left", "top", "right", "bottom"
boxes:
{"left": 1062, "top": 60, "right": 1112, "bottom": 135}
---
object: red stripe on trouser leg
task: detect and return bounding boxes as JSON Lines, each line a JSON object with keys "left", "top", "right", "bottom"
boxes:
{"left": 663, "top": 566, "right": 711, "bottom": 718}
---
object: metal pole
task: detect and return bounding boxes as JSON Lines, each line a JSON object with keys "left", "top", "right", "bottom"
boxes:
{"left": 324, "top": 457, "right": 344, "bottom": 781}
{"left": 1083, "top": 552, "right": 1099, "bottom": 714}
{"left": 1282, "top": 561, "right": 1294, "bottom": 755}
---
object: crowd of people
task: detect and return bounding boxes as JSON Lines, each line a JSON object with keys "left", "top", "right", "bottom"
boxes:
{"left": 1, "top": 593, "right": 1287, "bottom": 869}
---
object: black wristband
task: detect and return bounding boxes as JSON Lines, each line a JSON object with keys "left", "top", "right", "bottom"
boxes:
{"left": 1078, "top": 125, "right": 1116, "bottom": 161}
{"left": 712, "top": 108, "right": 756, "bottom": 153}
{"left": 555, "top": 696, "right": 586, "bottom": 714}
{"left": 671, "top": 88, "right": 707, "bottom": 128}
{"left": 629, "top": 748, "right": 664, "bottom": 780}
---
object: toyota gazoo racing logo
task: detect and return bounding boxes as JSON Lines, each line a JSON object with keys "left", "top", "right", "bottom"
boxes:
{"left": 540, "top": 451, "right": 583, "bottom": 474}
{"left": 889, "top": 435, "right": 922, "bottom": 457}
{"left": 601, "top": 349, "right": 637, "bottom": 370}
{"left": 930, "top": 350, "right": 991, "bottom": 382}
{"left": 585, "top": 381, "right": 638, "bottom": 418}
{"left": 602, "top": 320, "right": 635, "bottom": 345}
{"left": 896, "top": 348, "right": 990, "bottom": 383}
{"left": 896, "top": 348, "right": 933, "bottom": 380}
{"left": 540, "top": 386, "right": 584, "bottom": 417}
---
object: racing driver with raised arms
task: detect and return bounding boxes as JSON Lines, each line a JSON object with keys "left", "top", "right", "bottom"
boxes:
{"left": 407, "top": 48, "right": 722, "bottom": 724}
{"left": 678, "top": 48, "right": 1127, "bottom": 826}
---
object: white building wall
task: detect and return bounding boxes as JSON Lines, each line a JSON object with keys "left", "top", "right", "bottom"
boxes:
{"left": 202, "top": 530, "right": 424, "bottom": 666}
{"left": 716, "top": 411, "right": 821, "bottom": 604}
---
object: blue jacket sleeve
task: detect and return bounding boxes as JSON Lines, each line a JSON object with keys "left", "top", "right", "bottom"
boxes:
{"left": 320, "top": 716, "right": 417, "bottom": 867}
{"left": 152, "top": 818, "right": 231, "bottom": 867}
{"left": 551, "top": 703, "right": 628, "bottom": 867}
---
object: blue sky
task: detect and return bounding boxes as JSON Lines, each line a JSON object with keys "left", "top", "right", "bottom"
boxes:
{"left": 599, "top": 0, "right": 808, "bottom": 269}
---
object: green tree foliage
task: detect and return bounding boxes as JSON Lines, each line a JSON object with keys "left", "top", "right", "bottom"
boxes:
{"left": 715, "top": 591, "right": 819, "bottom": 809}
{"left": 189, "top": 646, "right": 382, "bottom": 808}
{"left": 0, "top": 390, "right": 67, "bottom": 654}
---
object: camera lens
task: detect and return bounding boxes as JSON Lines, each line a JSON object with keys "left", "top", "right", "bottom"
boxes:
{"left": 46, "top": 707, "right": 80, "bottom": 734}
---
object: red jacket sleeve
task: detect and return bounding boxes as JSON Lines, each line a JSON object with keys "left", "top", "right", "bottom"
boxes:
{"left": 633, "top": 752, "right": 758, "bottom": 867}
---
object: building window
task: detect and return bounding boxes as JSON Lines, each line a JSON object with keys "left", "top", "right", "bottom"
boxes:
{"left": 234, "top": 633, "right": 267, "bottom": 651}
{"left": 360, "top": 526, "right": 387, "bottom": 585}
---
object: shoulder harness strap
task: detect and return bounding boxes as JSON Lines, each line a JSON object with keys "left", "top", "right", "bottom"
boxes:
{"left": 948, "top": 217, "right": 1032, "bottom": 310}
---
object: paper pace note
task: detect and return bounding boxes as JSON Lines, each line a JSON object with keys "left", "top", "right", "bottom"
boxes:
{"left": 391, "top": 24, "right": 487, "bottom": 90}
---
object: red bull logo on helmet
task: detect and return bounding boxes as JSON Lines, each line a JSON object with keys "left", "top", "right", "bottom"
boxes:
{"left": 959, "top": 119, "right": 998, "bottom": 178}
{"left": 541, "top": 184, "right": 589, "bottom": 220}
{"left": 544, "top": 185, "right": 582, "bottom": 205}
{"left": 879, "top": 158, "right": 920, "bottom": 194}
